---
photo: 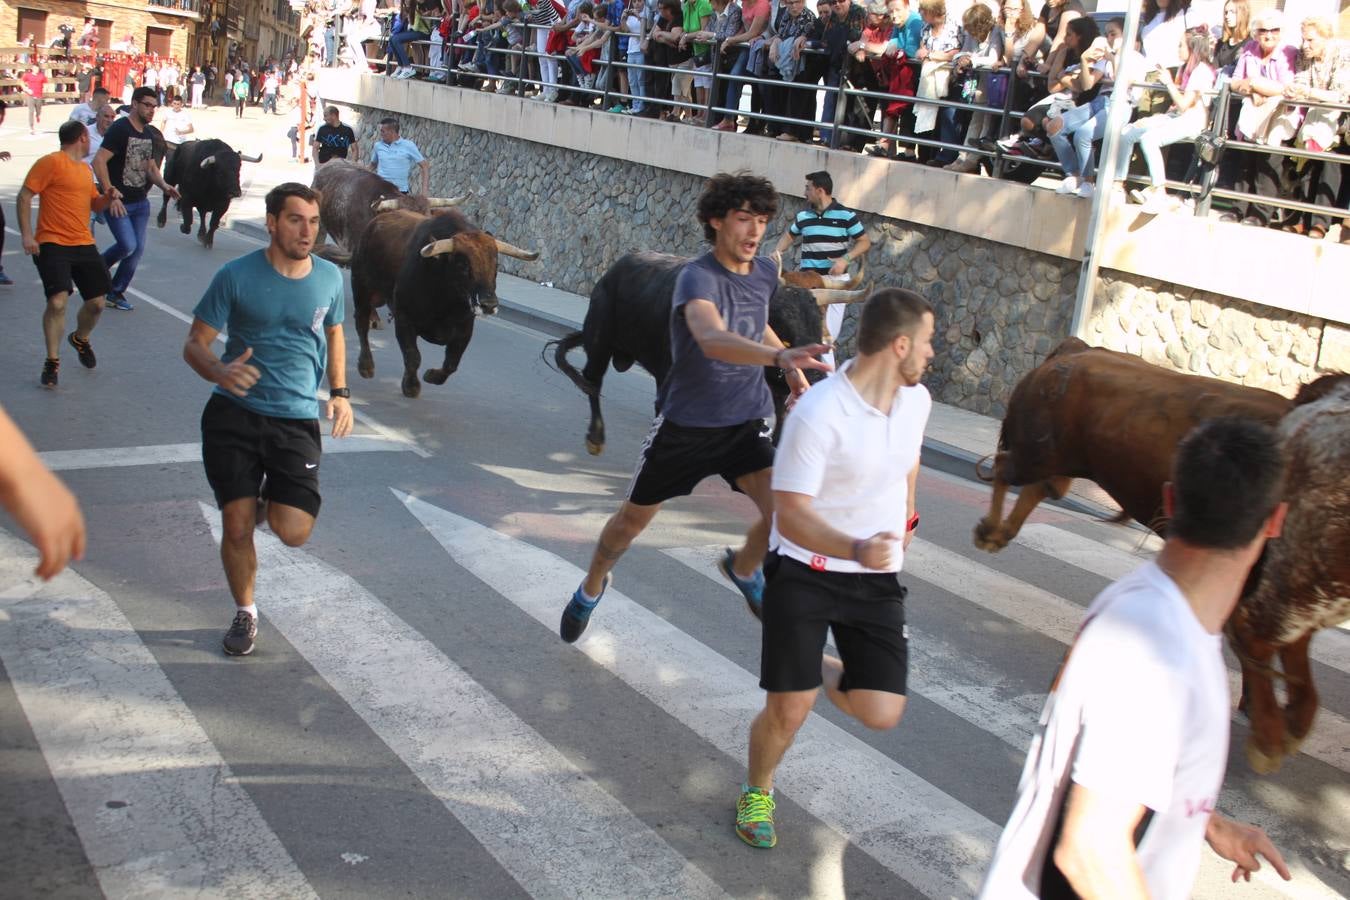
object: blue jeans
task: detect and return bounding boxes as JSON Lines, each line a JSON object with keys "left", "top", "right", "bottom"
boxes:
{"left": 724, "top": 49, "right": 752, "bottom": 116}
{"left": 627, "top": 49, "right": 645, "bottom": 112}
{"left": 1049, "top": 94, "right": 1108, "bottom": 179}
{"left": 101, "top": 197, "right": 151, "bottom": 294}
{"left": 390, "top": 29, "right": 423, "bottom": 67}
{"left": 819, "top": 69, "right": 842, "bottom": 145}
{"left": 325, "top": 26, "right": 338, "bottom": 65}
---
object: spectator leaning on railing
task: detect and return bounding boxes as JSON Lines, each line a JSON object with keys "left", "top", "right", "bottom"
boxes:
{"left": 1214, "top": 0, "right": 1250, "bottom": 74}
{"left": 1283, "top": 17, "right": 1350, "bottom": 242}
{"left": 1048, "top": 17, "right": 1118, "bottom": 198}
{"left": 686, "top": 0, "right": 742, "bottom": 125}
{"left": 1003, "top": 0, "right": 1044, "bottom": 116}
{"left": 1112, "top": 27, "right": 1217, "bottom": 214}
{"left": 944, "top": 3, "right": 1006, "bottom": 173}
{"left": 814, "top": 0, "right": 864, "bottom": 146}
{"left": 913, "top": 0, "right": 961, "bottom": 166}
{"left": 763, "top": 0, "right": 818, "bottom": 142}
{"left": 720, "top": 0, "right": 772, "bottom": 133}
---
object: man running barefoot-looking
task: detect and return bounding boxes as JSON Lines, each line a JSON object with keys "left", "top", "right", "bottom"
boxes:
{"left": 184, "top": 183, "right": 352, "bottom": 657}
{"left": 559, "top": 172, "right": 833, "bottom": 643}
{"left": 736, "top": 288, "right": 934, "bottom": 849}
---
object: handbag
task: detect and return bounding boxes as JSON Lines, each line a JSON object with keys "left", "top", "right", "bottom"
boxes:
{"left": 1194, "top": 129, "right": 1225, "bottom": 166}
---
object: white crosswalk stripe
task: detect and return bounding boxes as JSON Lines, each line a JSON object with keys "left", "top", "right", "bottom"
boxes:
{"left": 198, "top": 503, "right": 727, "bottom": 900}
{"left": 396, "top": 489, "right": 1001, "bottom": 899}
{"left": 0, "top": 529, "right": 316, "bottom": 900}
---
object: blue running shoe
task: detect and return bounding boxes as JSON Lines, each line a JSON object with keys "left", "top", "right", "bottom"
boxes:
{"left": 718, "top": 547, "right": 764, "bottom": 621}
{"left": 560, "top": 573, "right": 611, "bottom": 643}
{"left": 0, "top": 270, "right": 13, "bottom": 286}
{"left": 105, "top": 291, "right": 133, "bottom": 311}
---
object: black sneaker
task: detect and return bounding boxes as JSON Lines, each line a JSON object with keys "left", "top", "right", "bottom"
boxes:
{"left": 559, "top": 573, "right": 611, "bottom": 643}
{"left": 222, "top": 610, "right": 258, "bottom": 656}
{"left": 40, "top": 359, "right": 59, "bottom": 388}
{"left": 67, "top": 332, "right": 96, "bottom": 368}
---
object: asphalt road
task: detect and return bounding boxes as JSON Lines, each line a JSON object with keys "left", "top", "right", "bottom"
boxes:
{"left": 0, "top": 115, "right": 1347, "bottom": 900}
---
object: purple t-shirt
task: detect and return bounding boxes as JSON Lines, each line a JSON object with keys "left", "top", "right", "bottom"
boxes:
{"left": 1232, "top": 42, "right": 1298, "bottom": 84}
{"left": 659, "top": 252, "right": 776, "bottom": 427}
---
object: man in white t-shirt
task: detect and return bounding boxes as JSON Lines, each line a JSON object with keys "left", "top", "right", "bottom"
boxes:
{"left": 979, "top": 418, "right": 1293, "bottom": 898}
{"left": 160, "top": 96, "right": 195, "bottom": 146}
{"left": 735, "top": 288, "right": 934, "bottom": 850}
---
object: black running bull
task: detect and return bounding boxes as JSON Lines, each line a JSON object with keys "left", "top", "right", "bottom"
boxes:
{"left": 548, "top": 251, "right": 865, "bottom": 456}
{"left": 156, "top": 139, "right": 260, "bottom": 249}
{"left": 334, "top": 207, "right": 540, "bottom": 398}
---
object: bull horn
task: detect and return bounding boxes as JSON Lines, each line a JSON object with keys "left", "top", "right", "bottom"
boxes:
{"left": 426, "top": 195, "right": 468, "bottom": 208}
{"left": 772, "top": 249, "right": 784, "bottom": 284}
{"left": 421, "top": 238, "right": 456, "bottom": 257}
{"left": 373, "top": 198, "right": 402, "bottom": 211}
{"left": 199, "top": 154, "right": 217, "bottom": 169}
{"left": 810, "top": 287, "right": 870, "bottom": 305}
{"left": 843, "top": 261, "right": 866, "bottom": 290}
{"left": 494, "top": 238, "right": 540, "bottom": 261}
{"left": 239, "top": 152, "right": 263, "bottom": 163}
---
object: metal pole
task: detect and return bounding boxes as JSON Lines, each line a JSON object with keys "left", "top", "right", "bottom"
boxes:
{"left": 1068, "top": 0, "right": 1143, "bottom": 341}
{"left": 828, "top": 69, "right": 847, "bottom": 150}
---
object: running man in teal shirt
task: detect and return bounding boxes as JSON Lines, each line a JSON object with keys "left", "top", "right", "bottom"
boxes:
{"left": 184, "top": 182, "right": 352, "bottom": 658}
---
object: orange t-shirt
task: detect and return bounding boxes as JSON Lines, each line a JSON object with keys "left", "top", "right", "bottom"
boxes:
{"left": 22, "top": 151, "right": 100, "bottom": 247}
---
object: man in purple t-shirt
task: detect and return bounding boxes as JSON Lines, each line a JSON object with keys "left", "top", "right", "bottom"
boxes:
{"left": 558, "top": 173, "right": 833, "bottom": 644}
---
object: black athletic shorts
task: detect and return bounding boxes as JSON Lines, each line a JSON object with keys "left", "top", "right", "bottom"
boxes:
{"left": 33, "top": 243, "right": 111, "bottom": 301}
{"left": 201, "top": 393, "right": 323, "bottom": 517}
{"left": 759, "top": 553, "right": 909, "bottom": 695}
{"left": 627, "top": 416, "right": 776, "bottom": 507}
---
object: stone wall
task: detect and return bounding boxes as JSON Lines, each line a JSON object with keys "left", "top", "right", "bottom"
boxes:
{"left": 339, "top": 102, "right": 1338, "bottom": 417}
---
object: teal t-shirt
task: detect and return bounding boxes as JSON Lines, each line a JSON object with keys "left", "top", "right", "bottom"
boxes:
{"left": 193, "top": 250, "right": 346, "bottom": 420}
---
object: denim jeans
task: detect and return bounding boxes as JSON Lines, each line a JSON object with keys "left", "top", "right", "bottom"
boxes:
{"left": 1114, "top": 111, "right": 1203, "bottom": 188}
{"left": 325, "top": 26, "right": 338, "bottom": 65}
{"left": 391, "top": 29, "right": 423, "bottom": 67}
{"left": 1049, "top": 94, "right": 1108, "bottom": 179}
{"left": 724, "top": 49, "right": 751, "bottom": 116}
{"left": 101, "top": 197, "right": 151, "bottom": 294}
{"left": 627, "top": 49, "right": 645, "bottom": 111}
{"left": 819, "top": 69, "right": 842, "bottom": 145}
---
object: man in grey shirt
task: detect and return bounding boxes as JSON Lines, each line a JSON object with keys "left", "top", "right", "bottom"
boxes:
{"left": 559, "top": 172, "right": 832, "bottom": 643}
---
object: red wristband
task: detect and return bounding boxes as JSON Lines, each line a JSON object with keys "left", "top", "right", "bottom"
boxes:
{"left": 907, "top": 513, "right": 919, "bottom": 532}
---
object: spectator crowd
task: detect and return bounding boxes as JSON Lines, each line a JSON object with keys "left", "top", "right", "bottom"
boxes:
{"left": 315, "top": 0, "right": 1348, "bottom": 240}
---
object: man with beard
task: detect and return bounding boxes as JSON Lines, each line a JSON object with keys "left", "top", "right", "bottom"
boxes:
{"left": 183, "top": 183, "right": 352, "bottom": 658}
{"left": 558, "top": 172, "right": 833, "bottom": 644}
{"left": 92, "top": 86, "right": 179, "bottom": 310}
{"left": 735, "top": 287, "right": 934, "bottom": 849}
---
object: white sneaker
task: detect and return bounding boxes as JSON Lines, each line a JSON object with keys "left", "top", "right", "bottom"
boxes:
{"left": 1056, "top": 176, "right": 1080, "bottom": 195}
{"left": 1076, "top": 181, "right": 1096, "bottom": 200}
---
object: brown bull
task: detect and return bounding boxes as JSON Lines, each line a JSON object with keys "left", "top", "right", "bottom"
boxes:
{"left": 1230, "top": 379, "right": 1350, "bottom": 772}
{"left": 974, "top": 337, "right": 1348, "bottom": 772}
{"left": 311, "top": 160, "right": 465, "bottom": 261}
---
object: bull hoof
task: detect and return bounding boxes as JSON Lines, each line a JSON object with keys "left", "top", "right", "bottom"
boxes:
{"left": 585, "top": 439, "right": 604, "bottom": 456}
{"left": 180, "top": 223, "right": 191, "bottom": 235}
{"left": 401, "top": 375, "right": 421, "bottom": 398}
{"left": 1283, "top": 731, "right": 1306, "bottom": 758}
{"left": 358, "top": 359, "right": 375, "bottom": 379}
{"left": 1245, "top": 738, "right": 1284, "bottom": 775}
{"left": 423, "top": 368, "right": 450, "bottom": 385}
{"left": 203, "top": 235, "right": 215, "bottom": 250}
{"left": 973, "top": 520, "right": 1008, "bottom": 552}
{"left": 156, "top": 214, "right": 166, "bottom": 228}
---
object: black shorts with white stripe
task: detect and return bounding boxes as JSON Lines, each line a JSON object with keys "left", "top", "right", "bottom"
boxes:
{"left": 626, "top": 416, "right": 775, "bottom": 507}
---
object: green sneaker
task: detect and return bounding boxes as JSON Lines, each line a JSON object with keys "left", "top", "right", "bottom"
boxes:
{"left": 735, "top": 785, "right": 777, "bottom": 848}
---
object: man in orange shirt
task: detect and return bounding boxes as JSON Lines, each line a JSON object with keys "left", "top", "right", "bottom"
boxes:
{"left": 17, "top": 121, "right": 120, "bottom": 388}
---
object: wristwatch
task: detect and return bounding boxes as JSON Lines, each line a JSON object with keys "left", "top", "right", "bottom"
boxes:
{"left": 329, "top": 387, "right": 351, "bottom": 399}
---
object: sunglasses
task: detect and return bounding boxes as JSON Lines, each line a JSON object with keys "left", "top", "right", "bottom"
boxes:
{"left": 1255, "top": 27, "right": 1280, "bottom": 34}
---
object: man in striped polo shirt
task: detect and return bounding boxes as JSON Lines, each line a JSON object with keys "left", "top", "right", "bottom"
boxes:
{"left": 773, "top": 171, "right": 871, "bottom": 361}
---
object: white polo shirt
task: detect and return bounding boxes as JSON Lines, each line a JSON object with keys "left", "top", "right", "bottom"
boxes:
{"left": 769, "top": 360, "right": 931, "bottom": 574}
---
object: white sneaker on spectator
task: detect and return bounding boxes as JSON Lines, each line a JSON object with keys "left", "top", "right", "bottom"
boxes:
{"left": 1076, "top": 181, "right": 1096, "bottom": 200}
{"left": 997, "top": 135, "right": 1022, "bottom": 152}
{"left": 1056, "top": 176, "right": 1080, "bottom": 195}
{"left": 459, "top": 62, "right": 480, "bottom": 73}
{"left": 1127, "top": 187, "right": 1152, "bottom": 205}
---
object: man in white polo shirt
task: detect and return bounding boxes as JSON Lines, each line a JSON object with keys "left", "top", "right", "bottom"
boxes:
{"left": 734, "top": 287, "right": 934, "bottom": 850}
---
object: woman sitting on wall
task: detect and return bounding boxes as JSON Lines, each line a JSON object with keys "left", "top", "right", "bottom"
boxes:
{"left": 1111, "top": 27, "right": 1217, "bottom": 214}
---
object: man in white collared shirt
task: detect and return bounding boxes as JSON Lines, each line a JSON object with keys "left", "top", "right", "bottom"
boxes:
{"left": 734, "top": 287, "right": 935, "bottom": 850}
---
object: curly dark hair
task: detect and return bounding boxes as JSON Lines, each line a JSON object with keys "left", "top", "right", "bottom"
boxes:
{"left": 696, "top": 172, "right": 779, "bottom": 243}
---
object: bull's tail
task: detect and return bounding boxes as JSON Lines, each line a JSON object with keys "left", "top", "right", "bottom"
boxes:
{"left": 974, "top": 453, "right": 997, "bottom": 483}
{"left": 544, "top": 331, "right": 597, "bottom": 398}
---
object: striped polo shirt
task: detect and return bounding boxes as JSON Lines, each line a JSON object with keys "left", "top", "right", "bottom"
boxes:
{"left": 788, "top": 201, "right": 864, "bottom": 271}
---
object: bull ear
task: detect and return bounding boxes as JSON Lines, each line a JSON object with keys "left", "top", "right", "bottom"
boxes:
{"left": 420, "top": 238, "right": 457, "bottom": 257}
{"left": 199, "top": 154, "right": 217, "bottom": 169}
{"left": 493, "top": 238, "right": 539, "bottom": 261}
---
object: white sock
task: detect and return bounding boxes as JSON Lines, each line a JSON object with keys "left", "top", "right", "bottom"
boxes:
{"left": 237, "top": 605, "right": 257, "bottom": 619}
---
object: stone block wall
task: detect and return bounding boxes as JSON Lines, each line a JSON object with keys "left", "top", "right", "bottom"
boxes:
{"left": 338, "top": 103, "right": 1338, "bottom": 417}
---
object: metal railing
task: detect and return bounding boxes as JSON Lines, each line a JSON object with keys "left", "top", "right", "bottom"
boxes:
{"left": 349, "top": 22, "right": 1349, "bottom": 224}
